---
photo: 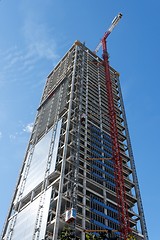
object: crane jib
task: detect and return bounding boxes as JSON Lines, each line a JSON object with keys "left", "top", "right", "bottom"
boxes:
{"left": 94, "top": 13, "right": 122, "bottom": 54}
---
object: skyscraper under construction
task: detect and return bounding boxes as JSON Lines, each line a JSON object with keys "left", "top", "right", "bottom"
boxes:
{"left": 1, "top": 38, "right": 148, "bottom": 239}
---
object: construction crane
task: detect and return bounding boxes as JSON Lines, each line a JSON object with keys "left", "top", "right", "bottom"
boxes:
{"left": 94, "top": 13, "right": 131, "bottom": 240}
{"left": 94, "top": 13, "right": 122, "bottom": 54}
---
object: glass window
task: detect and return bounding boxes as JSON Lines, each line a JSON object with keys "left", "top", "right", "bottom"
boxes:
{"left": 10, "top": 187, "right": 52, "bottom": 240}
{"left": 22, "top": 129, "right": 53, "bottom": 196}
{"left": 50, "top": 119, "right": 62, "bottom": 173}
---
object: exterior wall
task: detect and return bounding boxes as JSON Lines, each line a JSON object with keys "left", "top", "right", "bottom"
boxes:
{"left": 1, "top": 41, "right": 147, "bottom": 240}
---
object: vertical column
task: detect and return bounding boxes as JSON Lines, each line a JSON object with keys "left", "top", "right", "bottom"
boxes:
{"left": 82, "top": 49, "right": 88, "bottom": 240}
{"left": 52, "top": 44, "right": 78, "bottom": 240}
{"left": 116, "top": 73, "right": 149, "bottom": 240}
{"left": 97, "top": 63, "right": 108, "bottom": 227}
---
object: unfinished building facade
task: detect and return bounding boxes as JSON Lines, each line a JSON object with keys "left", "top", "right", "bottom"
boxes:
{"left": 1, "top": 41, "right": 148, "bottom": 240}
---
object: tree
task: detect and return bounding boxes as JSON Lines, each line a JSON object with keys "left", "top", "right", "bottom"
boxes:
{"left": 59, "top": 227, "right": 80, "bottom": 240}
{"left": 127, "top": 235, "right": 136, "bottom": 240}
{"left": 85, "top": 231, "right": 137, "bottom": 240}
{"left": 85, "top": 231, "right": 118, "bottom": 240}
{"left": 85, "top": 233, "right": 99, "bottom": 240}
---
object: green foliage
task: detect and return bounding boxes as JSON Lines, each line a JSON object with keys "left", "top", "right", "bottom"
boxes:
{"left": 85, "top": 233, "right": 99, "bottom": 240}
{"left": 85, "top": 233, "right": 92, "bottom": 240}
{"left": 85, "top": 232, "right": 118, "bottom": 240}
{"left": 58, "top": 227, "right": 80, "bottom": 240}
{"left": 127, "top": 235, "right": 136, "bottom": 240}
{"left": 59, "top": 228, "right": 134, "bottom": 240}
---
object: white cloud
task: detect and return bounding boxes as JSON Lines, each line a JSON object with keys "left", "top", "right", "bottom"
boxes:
{"left": 9, "top": 134, "right": 17, "bottom": 140}
{"left": 8, "top": 123, "right": 33, "bottom": 141}
{"left": 8, "top": 122, "right": 33, "bottom": 141}
{"left": 0, "top": 131, "right": 2, "bottom": 139}
{"left": 23, "top": 18, "right": 59, "bottom": 61}
{"left": 0, "top": 47, "right": 37, "bottom": 85}
{"left": 23, "top": 123, "right": 33, "bottom": 133}
{"left": 0, "top": 20, "right": 59, "bottom": 87}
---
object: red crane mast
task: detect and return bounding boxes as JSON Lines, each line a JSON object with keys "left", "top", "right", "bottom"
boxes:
{"left": 94, "top": 13, "right": 130, "bottom": 239}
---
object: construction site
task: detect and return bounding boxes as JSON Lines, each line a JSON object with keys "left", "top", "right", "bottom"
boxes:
{"left": 1, "top": 14, "right": 148, "bottom": 240}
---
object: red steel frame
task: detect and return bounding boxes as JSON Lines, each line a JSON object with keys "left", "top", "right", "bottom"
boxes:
{"left": 102, "top": 38, "right": 130, "bottom": 239}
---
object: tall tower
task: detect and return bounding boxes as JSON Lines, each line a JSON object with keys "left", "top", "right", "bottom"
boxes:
{"left": 1, "top": 41, "right": 148, "bottom": 240}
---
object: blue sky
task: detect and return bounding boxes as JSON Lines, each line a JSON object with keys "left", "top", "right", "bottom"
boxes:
{"left": 0, "top": 1, "right": 159, "bottom": 239}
